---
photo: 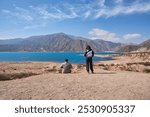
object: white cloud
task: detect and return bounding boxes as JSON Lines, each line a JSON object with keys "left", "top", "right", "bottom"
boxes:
{"left": 1, "top": 10, "right": 11, "bottom": 14}
{"left": 115, "top": 0, "right": 123, "bottom": 4}
{"left": 89, "top": 28, "right": 142, "bottom": 42}
{"left": 123, "top": 33, "right": 141, "bottom": 40}
{"left": 84, "top": 10, "right": 91, "bottom": 18}
{"left": 88, "top": 28, "right": 119, "bottom": 41}
{"left": 24, "top": 23, "right": 46, "bottom": 29}
{"left": 95, "top": 1, "right": 150, "bottom": 18}
{"left": 97, "top": 0, "right": 106, "bottom": 7}
{"left": 2, "top": 7, "right": 33, "bottom": 21}
{"left": 1, "top": 0, "right": 150, "bottom": 24}
{"left": 2, "top": 5, "right": 79, "bottom": 21}
{"left": 15, "top": 7, "right": 33, "bottom": 21}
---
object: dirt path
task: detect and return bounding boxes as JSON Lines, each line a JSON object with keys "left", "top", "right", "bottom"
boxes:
{"left": 0, "top": 69, "right": 150, "bottom": 100}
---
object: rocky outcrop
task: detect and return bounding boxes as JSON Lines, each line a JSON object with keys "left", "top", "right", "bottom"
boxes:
{"left": 113, "top": 52, "right": 150, "bottom": 61}
{"left": 116, "top": 39, "right": 150, "bottom": 52}
{"left": 98, "top": 62, "right": 150, "bottom": 73}
{"left": 98, "top": 52, "right": 150, "bottom": 73}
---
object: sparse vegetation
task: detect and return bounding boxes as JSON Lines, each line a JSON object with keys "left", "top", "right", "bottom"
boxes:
{"left": 0, "top": 72, "right": 38, "bottom": 81}
{"left": 45, "top": 68, "right": 57, "bottom": 72}
{"left": 77, "top": 64, "right": 85, "bottom": 70}
{"left": 98, "top": 64, "right": 105, "bottom": 66}
{"left": 142, "top": 62, "right": 150, "bottom": 66}
{"left": 102, "top": 67, "right": 108, "bottom": 70}
{"left": 143, "top": 69, "right": 150, "bottom": 73}
{"left": 110, "top": 63, "right": 114, "bottom": 66}
{"left": 126, "top": 62, "right": 150, "bottom": 66}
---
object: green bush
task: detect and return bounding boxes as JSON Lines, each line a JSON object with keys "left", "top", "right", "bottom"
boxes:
{"left": 143, "top": 69, "right": 150, "bottom": 73}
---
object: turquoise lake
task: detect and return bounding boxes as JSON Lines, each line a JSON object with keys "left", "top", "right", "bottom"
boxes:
{"left": 0, "top": 52, "right": 120, "bottom": 64}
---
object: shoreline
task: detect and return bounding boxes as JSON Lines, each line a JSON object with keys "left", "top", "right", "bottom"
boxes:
{"left": 0, "top": 52, "right": 150, "bottom": 99}
{"left": 0, "top": 52, "right": 150, "bottom": 81}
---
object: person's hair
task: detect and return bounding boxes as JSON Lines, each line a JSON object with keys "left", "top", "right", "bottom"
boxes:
{"left": 86, "top": 45, "right": 91, "bottom": 50}
{"left": 65, "top": 59, "right": 68, "bottom": 62}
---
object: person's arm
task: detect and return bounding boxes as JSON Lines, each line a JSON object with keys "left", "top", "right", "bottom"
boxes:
{"left": 84, "top": 51, "right": 87, "bottom": 57}
{"left": 60, "top": 63, "right": 64, "bottom": 68}
{"left": 92, "top": 50, "right": 94, "bottom": 57}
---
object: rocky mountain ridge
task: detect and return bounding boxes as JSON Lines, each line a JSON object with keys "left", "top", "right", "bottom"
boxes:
{"left": 116, "top": 39, "right": 150, "bottom": 52}
{"left": 0, "top": 33, "right": 123, "bottom": 52}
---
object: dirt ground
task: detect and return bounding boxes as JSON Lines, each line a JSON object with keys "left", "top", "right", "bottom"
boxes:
{"left": 0, "top": 63, "right": 149, "bottom": 100}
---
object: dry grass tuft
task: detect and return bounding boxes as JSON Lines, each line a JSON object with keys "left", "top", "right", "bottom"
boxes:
{"left": 0, "top": 72, "right": 38, "bottom": 81}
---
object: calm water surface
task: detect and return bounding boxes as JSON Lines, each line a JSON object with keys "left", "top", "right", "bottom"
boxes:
{"left": 0, "top": 52, "right": 120, "bottom": 64}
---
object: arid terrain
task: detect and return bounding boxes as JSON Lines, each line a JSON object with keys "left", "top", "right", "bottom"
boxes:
{"left": 0, "top": 52, "right": 150, "bottom": 100}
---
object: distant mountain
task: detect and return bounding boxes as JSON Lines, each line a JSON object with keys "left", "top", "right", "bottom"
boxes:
{"left": 116, "top": 39, "right": 150, "bottom": 52}
{"left": 0, "top": 33, "right": 123, "bottom": 52}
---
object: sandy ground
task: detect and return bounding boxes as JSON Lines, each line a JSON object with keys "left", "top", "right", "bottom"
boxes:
{"left": 0, "top": 60, "right": 150, "bottom": 100}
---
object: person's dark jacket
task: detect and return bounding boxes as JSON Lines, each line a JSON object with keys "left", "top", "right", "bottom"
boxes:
{"left": 84, "top": 49, "right": 94, "bottom": 58}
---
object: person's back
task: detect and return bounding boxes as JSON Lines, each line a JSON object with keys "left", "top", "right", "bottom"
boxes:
{"left": 60, "top": 59, "right": 72, "bottom": 73}
{"left": 62, "top": 62, "right": 72, "bottom": 73}
{"left": 84, "top": 45, "right": 94, "bottom": 73}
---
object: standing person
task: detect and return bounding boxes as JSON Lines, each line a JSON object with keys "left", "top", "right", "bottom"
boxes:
{"left": 59, "top": 59, "right": 72, "bottom": 73}
{"left": 84, "top": 45, "right": 94, "bottom": 73}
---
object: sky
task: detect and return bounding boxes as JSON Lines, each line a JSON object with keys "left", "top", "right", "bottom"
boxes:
{"left": 0, "top": 0, "right": 150, "bottom": 43}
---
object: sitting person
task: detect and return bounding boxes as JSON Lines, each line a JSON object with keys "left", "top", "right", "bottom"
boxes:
{"left": 59, "top": 59, "right": 72, "bottom": 73}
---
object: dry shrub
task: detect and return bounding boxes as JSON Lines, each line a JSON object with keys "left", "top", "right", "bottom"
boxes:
{"left": 46, "top": 69, "right": 57, "bottom": 72}
{"left": 126, "top": 62, "right": 150, "bottom": 66}
{"left": 110, "top": 63, "right": 114, "bottom": 66}
{"left": 142, "top": 62, "right": 150, "bottom": 66}
{"left": 103, "top": 67, "right": 108, "bottom": 70}
{"left": 98, "top": 64, "right": 105, "bottom": 66}
{"left": 143, "top": 69, "right": 150, "bottom": 73}
{"left": 77, "top": 64, "right": 84, "bottom": 70}
{"left": 0, "top": 74, "right": 10, "bottom": 81}
{"left": 0, "top": 72, "right": 37, "bottom": 81}
{"left": 126, "top": 63, "right": 133, "bottom": 65}
{"left": 45, "top": 66, "right": 57, "bottom": 73}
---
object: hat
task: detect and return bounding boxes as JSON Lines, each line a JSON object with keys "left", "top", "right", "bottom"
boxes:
{"left": 65, "top": 59, "right": 68, "bottom": 62}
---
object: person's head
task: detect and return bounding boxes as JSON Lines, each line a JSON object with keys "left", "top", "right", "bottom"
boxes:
{"left": 65, "top": 59, "right": 68, "bottom": 62}
{"left": 86, "top": 45, "right": 91, "bottom": 50}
